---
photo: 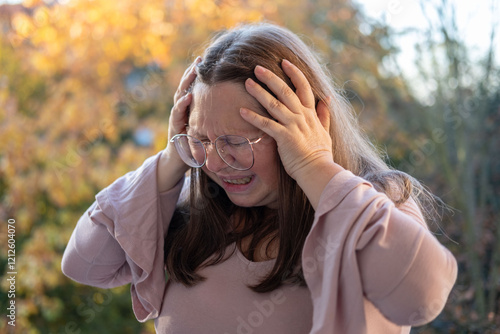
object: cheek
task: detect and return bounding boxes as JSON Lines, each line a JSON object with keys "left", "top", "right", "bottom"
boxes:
{"left": 253, "top": 146, "right": 279, "bottom": 177}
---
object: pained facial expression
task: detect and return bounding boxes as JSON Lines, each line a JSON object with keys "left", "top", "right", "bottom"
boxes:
{"left": 188, "top": 82, "right": 279, "bottom": 208}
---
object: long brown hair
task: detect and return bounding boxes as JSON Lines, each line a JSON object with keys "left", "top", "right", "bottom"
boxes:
{"left": 165, "top": 22, "right": 434, "bottom": 292}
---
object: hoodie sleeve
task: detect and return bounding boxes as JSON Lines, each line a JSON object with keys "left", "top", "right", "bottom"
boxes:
{"left": 61, "top": 151, "right": 184, "bottom": 322}
{"left": 302, "top": 170, "right": 457, "bottom": 333}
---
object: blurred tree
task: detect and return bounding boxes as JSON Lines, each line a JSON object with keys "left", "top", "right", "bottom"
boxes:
{"left": 383, "top": 1, "right": 500, "bottom": 333}
{"left": 0, "top": 0, "right": 442, "bottom": 333}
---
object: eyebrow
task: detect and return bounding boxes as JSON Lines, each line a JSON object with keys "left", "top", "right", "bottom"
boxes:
{"left": 186, "top": 128, "right": 206, "bottom": 138}
{"left": 186, "top": 126, "right": 263, "bottom": 141}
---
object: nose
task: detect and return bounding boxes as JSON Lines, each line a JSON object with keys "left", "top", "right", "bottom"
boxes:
{"left": 204, "top": 144, "right": 228, "bottom": 172}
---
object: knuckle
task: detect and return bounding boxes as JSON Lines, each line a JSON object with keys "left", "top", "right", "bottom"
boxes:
{"left": 174, "top": 89, "right": 182, "bottom": 99}
{"left": 172, "top": 100, "right": 184, "bottom": 111}
{"left": 260, "top": 117, "right": 271, "bottom": 129}
{"left": 281, "top": 85, "right": 294, "bottom": 98}
{"left": 174, "top": 88, "right": 189, "bottom": 102}
{"left": 269, "top": 98, "right": 283, "bottom": 111}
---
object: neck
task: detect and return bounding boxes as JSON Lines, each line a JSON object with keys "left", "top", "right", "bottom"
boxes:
{"left": 230, "top": 207, "right": 279, "bottom": 262}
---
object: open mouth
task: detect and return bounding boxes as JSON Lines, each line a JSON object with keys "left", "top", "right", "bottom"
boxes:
{"left": 222, "top": 176, "right": 252, "bottom": 185}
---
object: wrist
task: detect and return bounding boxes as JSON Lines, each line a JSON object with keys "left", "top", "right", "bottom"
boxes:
{"left": 157, "top": 147, "right": 189, "bottom": 193}
{"left": 295, "top": 159, "right": 344, "bottom": 210}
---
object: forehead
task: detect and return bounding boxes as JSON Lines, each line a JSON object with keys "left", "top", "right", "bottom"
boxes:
{"left": 188, "top": 82, "right": 266, "bottom": 137}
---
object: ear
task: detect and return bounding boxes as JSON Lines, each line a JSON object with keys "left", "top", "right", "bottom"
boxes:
{"left": 316, "top": 98, "right": 331, "bottom": 133}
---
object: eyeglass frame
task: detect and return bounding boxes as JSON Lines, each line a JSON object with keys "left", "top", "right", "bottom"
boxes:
{"left": 169, "top": 133, "right": 266, "bottom": 171}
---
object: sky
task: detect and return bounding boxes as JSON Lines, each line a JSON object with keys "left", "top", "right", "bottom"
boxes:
{"left": 354, "top": 0, "right": 499, "bottom": 84}
{"left": 356, "top": 0, "right": 498, "bottom": 53}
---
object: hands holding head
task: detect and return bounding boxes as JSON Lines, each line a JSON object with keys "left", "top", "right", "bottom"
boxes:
{"left": 241, "top": 60, "right": 332, "bottom": 179}
{"left": 240, "top": 60, "right": 344, "bottom": 208}
{"left": 158, "top": 57, "right": 201, "bottom": 192}
{"left": 162, "top": 56, "right": 343, "bottom": 206}
{"left": 167, "top": 56, "right": 202, "bottom": 153}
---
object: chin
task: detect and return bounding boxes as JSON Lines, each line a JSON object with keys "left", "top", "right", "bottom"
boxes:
{"left": 227, "top": 193, "right": 278, "bottom": 209}
{"left": 227, "top": 196, "right": 258, "bottom": 208}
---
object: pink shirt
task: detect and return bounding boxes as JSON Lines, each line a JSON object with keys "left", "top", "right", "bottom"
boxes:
{"left": 61, "top": 152, "right": 457, "bottom": 333}
{"left": 158, "top": 243, "right": 313, "bottom": 333}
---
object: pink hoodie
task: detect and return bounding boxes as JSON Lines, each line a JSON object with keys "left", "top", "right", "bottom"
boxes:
{"left": 62, "top": 152, "right": 457, "bottom": 333}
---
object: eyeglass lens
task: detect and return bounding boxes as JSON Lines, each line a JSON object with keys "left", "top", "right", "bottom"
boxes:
{"left": 173, "top": 135, "right": 254, "bottom": 170}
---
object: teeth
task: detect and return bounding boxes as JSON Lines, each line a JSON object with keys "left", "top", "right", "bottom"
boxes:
{"left": 223, "top": 176, "right": 252, "bottom": 185}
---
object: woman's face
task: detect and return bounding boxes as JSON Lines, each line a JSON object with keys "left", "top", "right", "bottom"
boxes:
{"left": 188, "top": 82, "right": 279, "bottom": 209}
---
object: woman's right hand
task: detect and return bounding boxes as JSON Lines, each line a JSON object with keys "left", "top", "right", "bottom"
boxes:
{"left": 168, "top": 56, "right": 201, "bottom": 142}
{"left": 158, "top": 57, "right": 201, "bottom": 192}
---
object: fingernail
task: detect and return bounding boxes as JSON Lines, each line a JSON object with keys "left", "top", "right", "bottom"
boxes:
{"left": 195, "top": 56, "right": 202, "bottom": 63}
{"left": 245, "top": 78, "right": 256, "bottom": 86}
{"left": 255, "top": 65, "right": 266, "bottom": 74}
{"left": 282, "top": 59, "right": 291, "bottom": 66}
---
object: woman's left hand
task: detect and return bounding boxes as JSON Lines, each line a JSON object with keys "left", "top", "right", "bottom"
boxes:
{"left": 241, "top": 60, "right": 336, "bottom": 172}
{"left": 240, "top": 59, "right": 344, "bottom": 208}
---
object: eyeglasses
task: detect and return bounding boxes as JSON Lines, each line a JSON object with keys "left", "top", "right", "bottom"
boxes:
{"left": 170, "top": 134, "right": 265, "bottom": 171}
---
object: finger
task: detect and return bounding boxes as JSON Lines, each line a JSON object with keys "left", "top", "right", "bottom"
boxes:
{"left": 253, "top": 65, "right": 302, "bottom": 113}
{"left": 239, "top": 107, "right": 283, "bottom": 138}
{"left": 245, "top": 78, "right": 291, "bottom": 124}
{"left": 316, "top": 99, "right": 331, "bottom": 133}
{"left": 181, "top": 56, "right": 201, "bottom": 81}
{"left": 169, "top": 93, "right": 192, "bottom": 136}
{"left": 281, "top": 59, "right": 315, "bottom": 109}
{"left": 174, "top": 63, "right": 198, "bottom": 101}
{"left": 174, "top": 71, "right": 196, "bottom": 102}
{"left": 174, "top": 57, "right": 201, "bottom": 102}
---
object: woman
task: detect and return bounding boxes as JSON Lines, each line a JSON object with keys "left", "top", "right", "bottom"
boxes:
{"left": 62, "top": 22, "right": 457, "bottom": 333}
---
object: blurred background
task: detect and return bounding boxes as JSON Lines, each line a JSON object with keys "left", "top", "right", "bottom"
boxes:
{"left": 0, "top": 0, "right": 498, "bottom": 333}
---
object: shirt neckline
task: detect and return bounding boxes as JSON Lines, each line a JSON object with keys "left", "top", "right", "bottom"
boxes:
{"left": 232, "top": 242, "right": 276, "bottom": 267}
